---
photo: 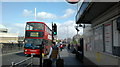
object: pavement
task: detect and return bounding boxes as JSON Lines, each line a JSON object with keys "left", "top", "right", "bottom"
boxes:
{"left": 59, "top": 48, "right": 84, "bottom": 67}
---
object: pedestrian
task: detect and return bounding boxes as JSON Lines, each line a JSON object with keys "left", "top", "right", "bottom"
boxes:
{"left": 47, "top": 45, "right": 53, "bottom": 58}
{"left": 68, "top": 44, "right": 70, "bottom": 50}
{"left": 56, "top": 42, "right": 60, "bottom": 48}
{"left": 59, "top": 44, "right": 63, "bottom": 51}
{"left": 48, "top": 43, "right": 59, "bottom": 66}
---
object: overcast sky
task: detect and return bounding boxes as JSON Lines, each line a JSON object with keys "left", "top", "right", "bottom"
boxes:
{"left": 1, "top": 1, "right": 83, "bottom": 39}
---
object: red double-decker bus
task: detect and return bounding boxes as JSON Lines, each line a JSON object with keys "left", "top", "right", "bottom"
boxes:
{"left": 24, "top": 21, "right": 52, "bottom": 56}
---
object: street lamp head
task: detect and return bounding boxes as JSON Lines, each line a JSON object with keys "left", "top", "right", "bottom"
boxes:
{"left": 74, "top": 26, "right": 78, "bottom": 28}
{"left": 79, "top": 24, "right": 82, "bottom": 27}
{"left": 75, "top": 27, "right": 79, "bottom": 31}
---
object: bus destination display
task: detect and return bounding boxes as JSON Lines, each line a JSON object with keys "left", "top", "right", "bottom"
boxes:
{"left": 30, "top": 32, "right": 38, "bottom": 37}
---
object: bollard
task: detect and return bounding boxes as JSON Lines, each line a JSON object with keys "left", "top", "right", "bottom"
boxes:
{"left": 39, "top": 45, "right": 42, "bottom": 67}
{"left": 12, "top": 62, "right": 15, "bottom": 67}
{"left": 31, "top": 54, "right": 33, "bottom": 67}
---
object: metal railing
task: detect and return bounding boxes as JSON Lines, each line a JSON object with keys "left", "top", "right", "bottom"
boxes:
{"left": 1, "top": 43, "right": 23, "bottom": 54}
{"left": 10, "top": 54, "right": 34, "bottom": 67}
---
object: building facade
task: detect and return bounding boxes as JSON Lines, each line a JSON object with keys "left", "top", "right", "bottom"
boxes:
{"left": 76, "top": 1, "right": 120, "bottom": 66}
{"left": 0, "top": 24, "right": 18, "bottom": 43}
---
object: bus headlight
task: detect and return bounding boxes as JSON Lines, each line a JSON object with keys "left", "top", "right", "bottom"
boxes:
{"left": 25, "top": 50, "right": 28, "bottom": 51}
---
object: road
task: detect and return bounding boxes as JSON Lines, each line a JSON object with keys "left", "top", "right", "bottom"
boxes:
{"left": 1, "top": 48, "right": 83, "bottom": 67}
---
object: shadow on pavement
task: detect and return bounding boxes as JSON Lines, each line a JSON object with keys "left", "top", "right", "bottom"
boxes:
{"left": 15, "top": 52, "right": 41, "bottom": 58}
{"left": 15, "top": 52, "right": 25, "bottom": 57}
{"left": 59, "top": 48, "right": 84, "bottom": 67}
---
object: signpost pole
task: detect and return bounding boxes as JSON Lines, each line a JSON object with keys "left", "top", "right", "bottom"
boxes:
{"left": 39, "top": 44, "right": 42, "bottom": 67}
{"left": 52, "top": 22, "right": 54, "bottom": 43}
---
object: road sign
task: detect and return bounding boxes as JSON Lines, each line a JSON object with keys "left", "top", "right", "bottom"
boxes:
{"left": 66, "top": 0, "right": 80, "bottom": 4}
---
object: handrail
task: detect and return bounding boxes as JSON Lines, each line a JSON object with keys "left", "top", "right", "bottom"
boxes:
{"left": 10, "top": 54, "right": 34, "bottom": 67}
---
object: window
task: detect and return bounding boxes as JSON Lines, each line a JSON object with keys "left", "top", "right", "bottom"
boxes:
{"left": 30, "top": 26, "right": 33, "bottom": 30}
{"left": 26, "top": 24, "right": 29, "bottom": 30}
{"left": 104, "top": 22, "right": 112, "bottom": 54}
{"left": 25, "top": 39, "right": 43, "bottom": 45}
{"left": 41, "top": 39, "right": 52, "bottom": 46}
{"left": 24, "top": 39, "right": 43, "bottom": 49}
{"left": 94, "top": 25, "right": 104, "bottom": 52}
{"left": 26, "top": 23, "right": 44, "bottom": 30}
{"left": 46, "top": 26, "right": 52, "bottom": 34}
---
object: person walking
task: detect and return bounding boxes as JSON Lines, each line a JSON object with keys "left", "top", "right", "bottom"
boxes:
{"left": 59, "top": 44, "right": 63, "bottom": 51}
{"left": 49, "top": 43, "right": 59, "bottom": 66}
{"left": 68, "top": 44, "right": 70, "bottom": 50}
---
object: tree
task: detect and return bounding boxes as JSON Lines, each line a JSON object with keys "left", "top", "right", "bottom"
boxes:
{"left": 70, "top": 40, "right": 77, "bottom": 44}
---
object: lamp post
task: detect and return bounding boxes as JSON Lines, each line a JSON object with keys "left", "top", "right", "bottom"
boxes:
{"left": 67, "top": 26, "right": 68, "bottom": 42}
{"left": 39, "top": 44, "right": 42, "bottom": 67}
{"left": 75, "top": 24, "right": 80, "bottom": 35}
{"left": 39, "top": 41, "right": 44, "bottom": 67}
{"left": 65, "top": 26, "right": 69, "bottom": 44}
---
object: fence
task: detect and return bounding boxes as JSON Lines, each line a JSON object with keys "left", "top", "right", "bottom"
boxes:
{"left": 1, "top": 43, "right": 23, "bottom": 54}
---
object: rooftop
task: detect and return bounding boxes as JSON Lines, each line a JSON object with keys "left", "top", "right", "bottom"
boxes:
{"left": 0, "top": 24, "right": 7, "bottom": 29}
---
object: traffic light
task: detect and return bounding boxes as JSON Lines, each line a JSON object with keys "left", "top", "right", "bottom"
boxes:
{"left": 52, "top": 23, "right": 57, "bottom": 43}
{"left": 53, "top": 23, "right": 57, "bottom": 35}
{"left": 52, "top": 23, "right": 57, "bottom": 35}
